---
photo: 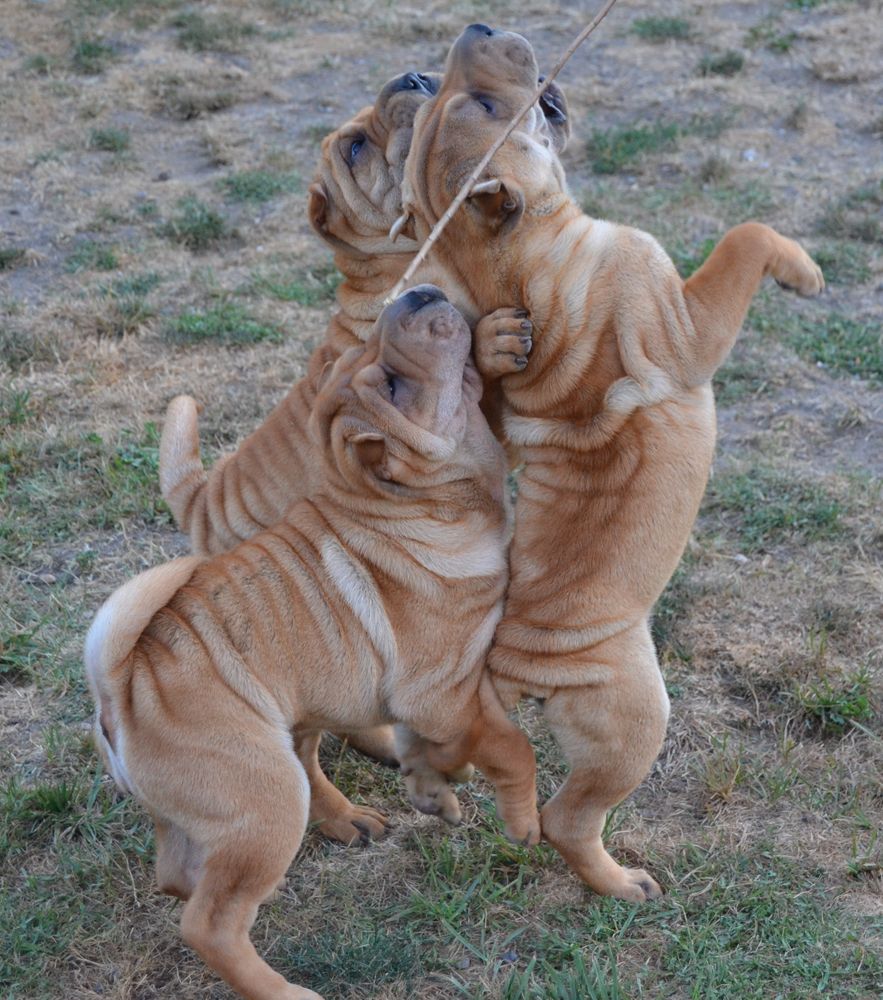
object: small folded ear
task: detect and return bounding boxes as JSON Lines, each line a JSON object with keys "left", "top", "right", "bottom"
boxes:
{"left": 467, "top": 179, "right": 524, "bottom": 235}
{"left": 350, "top": 431, "right": 390, "bottom": 478}
{"left": 308, "top": 184, "right": 328, "bottom": 236}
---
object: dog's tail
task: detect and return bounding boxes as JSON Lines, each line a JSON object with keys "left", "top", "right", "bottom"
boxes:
{"left": 84, "top": 556, "right": 204, "bottom": 793}
{"left": 159, "top": 395, "right": 211, "bottom": 542}
{"left": 681, "top": 222, "right": 824, "bottom": 385}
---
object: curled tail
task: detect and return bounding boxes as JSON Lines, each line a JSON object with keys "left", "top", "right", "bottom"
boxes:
{"left": 681, "top": 221, "right": 824, "bottom": 385}
{"left": 84, "top": 556, "right": 204, "bottom": 793}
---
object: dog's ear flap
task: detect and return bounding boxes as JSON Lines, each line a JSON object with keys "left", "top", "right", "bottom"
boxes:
{"left": 468, "top": 179, "right": 525, "bottom": 235}
{"left": 308, "top": 183, "right": 329, "bottom": 237}
{"left": 350, "top": 432, "right": 391, "bottom": 479}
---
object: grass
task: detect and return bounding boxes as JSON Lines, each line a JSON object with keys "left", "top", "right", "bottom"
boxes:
{"left": 587, "top": 122, "right": 680, "bottom": 175}
{"left": 750, "top": 302, "right": 883, "bottom": 382}
{"left": 2, "top": 3, "right": 881, "bottom": 998}
{"left": 171, "top": 10, "right": 258, "bottom": 51}
{"left": 162, "top": 196, "right": 228, "bottom": 250}
{"left": 65, "top": 241, "right": 119, "bottom": 272}
{"left": 222, "top": 169, "right": 301, "bottom": 203}
{"left": 631, "top": 17, "right": 691, "bottom": 42}
{"left": 167, "top": 301, "right": 282, "bottom": 345}
{"left": 0, "top": 248, "right": 26, "bottom": 270}
{"left": 795, "top": 667, "right": 875, "bottom": 733}
{"left": 70, "top": 37, "right": 117, "bottom": 75}
{"left": 745, "top": 19, "right": 797, "bottom": 54}
{"left": 816, "top": 180, "right": 883, "bottom": 244}
{"left": 706, "top": 466, "right": 843, "bottom": 552}
{"left": 251, "top": 262, "right": 340, "bottom": 305}
{"left": 0, "top": 424, "right": 169, "bottom": 561}
{"left": 88, "top": 126, "right": 130, "bottom": 152}
{"left": 810, "top": 242, "right": 872, "bottom": 285}
{"left": 697, "top": 51, "right": 745, "bottom": 77}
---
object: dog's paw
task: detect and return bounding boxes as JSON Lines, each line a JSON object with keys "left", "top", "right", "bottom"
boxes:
{"left": 402, "top": 766, "right": 463, "bottom": 825}
{"left": 501, "top": 809, "right": 542, "bottom": 848}
{"left": 773, "top": 241, "right": 825, "bottom": 298}
{"left": 474, "top": 307, "right": 533, "bottom": 379}
{"left": 607, "top": 867, "right": 663, "bottom": 903}
{"left": 316, "top": 803, "right": 389, "bottom": 847}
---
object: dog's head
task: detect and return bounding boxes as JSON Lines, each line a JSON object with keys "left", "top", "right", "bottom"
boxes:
{"left": 308, "top": 70, "right": 440, "bottom": 258}
{"left": 311, "top": 285, "right": 506, "bottom": 511}
{"left": 403, "top": 25, "right": 569, "bottom": 245}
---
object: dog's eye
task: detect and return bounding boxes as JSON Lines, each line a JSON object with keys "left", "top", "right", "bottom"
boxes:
{"left": 347, "top": 137, "right": 365, "bottom": 165}
{"left": 387, "top": 374, "right": 399, "bottom": 402}
{"left": 475, "top": 96, "right": 494, "bottom": 115}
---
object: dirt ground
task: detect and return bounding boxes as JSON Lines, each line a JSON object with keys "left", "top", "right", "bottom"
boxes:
{"left": 1, "top": 1, "right": 881, "bottom": 998}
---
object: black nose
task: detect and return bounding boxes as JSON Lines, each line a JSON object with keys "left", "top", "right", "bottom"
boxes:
{"left": 399, "top": 72, "right": 436, "bottom": 96}
{"left": 403, "top": 285, "right": 447, "bottom": 312}
{"left": 467, "top": 23, "right": 495, "bottom": 36}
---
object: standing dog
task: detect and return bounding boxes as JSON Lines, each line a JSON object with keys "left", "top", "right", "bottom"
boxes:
{"left": 87, "top": 288, "right": 540, "bottom": 1000}
{"left": 400, "top": 24, "right": 825, "bottom": 901}
{"left": 158, "top": 71, "right": 568, "bottom": 827}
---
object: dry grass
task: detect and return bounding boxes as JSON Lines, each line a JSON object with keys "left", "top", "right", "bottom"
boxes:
{"left": 1, "top": 1, "right": 881, "bottom": 998}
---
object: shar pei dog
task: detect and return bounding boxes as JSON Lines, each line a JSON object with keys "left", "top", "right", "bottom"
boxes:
{"left": 399, "top": 23, "right": 824, "bottom": 902}
{"left": 86, "top": 287, "right": 541, "bottom": 1000}
{"left": 158, "top": 69, "right": 569, "bottom": 828}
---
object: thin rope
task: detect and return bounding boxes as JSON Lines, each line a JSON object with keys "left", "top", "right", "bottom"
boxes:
{"left": 384, "top": 0, "right": 620, "bottom": 304}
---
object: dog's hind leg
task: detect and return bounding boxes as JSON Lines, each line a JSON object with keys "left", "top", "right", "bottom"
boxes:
{"left": 333, "top": 724, "right": 399, "bottom": 768}
{"left": 294, "top": 731, "right": 388, "bottom": 845}
{"left": 155, "top": 817, "right": 204, "bottom": 900}
{"left": 177, "top": 742, "right": 321, "bottom": 1000}
{"left": 681, "top": 221, "right": 824, "bottom": 385}
{"left": 539, "top": 624, "right": 669, "bottom": 903}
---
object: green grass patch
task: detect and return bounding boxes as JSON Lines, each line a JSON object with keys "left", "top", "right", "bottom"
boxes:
{"left": 222, "top": 169, "right": 300, "bottom": 203}
{"left": 706, "top": 466, "right": 843, "bottom": 552}
{"left": 816, "top": 180, "right": 882, "bottom": 244}
{"left": 698, "top": 51, "right": 745, "bottom": 77}
{"left": 631, "top": 17, "right": 691, "bottom": 42}
{"left": 88, "top": 127, "right": 130, "bottom": 152}
{"left": 171, "top": 10, "right": 257, "bottom": 52}
{"left": 0, "top": 248, "right": 26, "bottom": 271}
{"left": 795, "top": 667, "right": 875, "bottom": 733}
{"left": 70, "top": 38, "right": 117, "bottom": 75}
{"left": 669, "top": 235, "right": 717, "bottom": 277}
{"left": 0, "top": 424, "right": 169, "bottom": 559}
{"left": 252, "top": 262, "right": 340, "bottom": 305}
{"left": 810, "top": 241, "right": 872, "bottom": 285}
{"left": 162, "top": 196, "right": 228, "bottom": 251}
{"left": 66, "top": 241, "right": 119, "bottom": 273}
{"left": 23, "top": 53, "right": 53, "bottom": 75}
{"left": 745, "top": 18, "right": 797, "bottom": 53}
{"left": 167, "top": 302, "right": 282, "bottom": 346}
{"left": 101, "top": 271, "right": 163, "bottom": 298}
{"left": 750, "top": 302, "right": 883, "bottom": 382}
{"left": 0, "top": 389, "right": 33, "bottom": 427}
{"left": 0, "top": 626, "right": 41, "bottom": 683}
{"left": 712, "top": 354, "right": 771, "bottom": 406}
{"left": 587, "top": 122, "right": 680, "bottom": 174}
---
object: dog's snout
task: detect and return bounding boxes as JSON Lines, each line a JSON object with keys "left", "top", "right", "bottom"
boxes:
{"left": 399, "top": 72, "right": 436, "bottom": 96}
{"left": 467, "top": 23, "right": 495, "bottom": 36}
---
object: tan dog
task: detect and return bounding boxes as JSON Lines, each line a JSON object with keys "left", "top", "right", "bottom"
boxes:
{"left": 158, "top": 71, "right": 568, "bottom": 828}
{"left": 401, "top": 24, "right": 825, "bottom": 902}
{"left": 87, "top": 287, "right": 540, "bottom": 1000}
